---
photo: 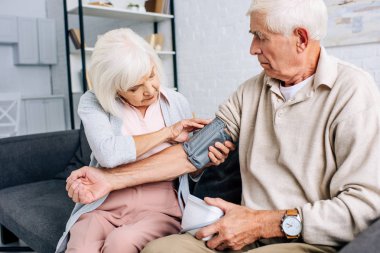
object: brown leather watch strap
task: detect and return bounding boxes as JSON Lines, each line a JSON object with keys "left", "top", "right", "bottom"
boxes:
{"left": 286, "top": 209, "right": 299, "bottom": 216}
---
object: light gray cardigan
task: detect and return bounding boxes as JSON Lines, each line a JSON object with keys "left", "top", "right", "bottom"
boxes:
{"left": 56, "top": 87, "right": 192, "bottom": 253}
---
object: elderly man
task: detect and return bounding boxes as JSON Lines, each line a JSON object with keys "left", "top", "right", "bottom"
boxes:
{"left": 67, "top": 0, "right": 380, "bottom": 252}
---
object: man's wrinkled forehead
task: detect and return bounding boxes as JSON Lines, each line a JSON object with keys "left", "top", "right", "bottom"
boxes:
{"left": 249, "top": 12, "right": 267, "bottom": 34}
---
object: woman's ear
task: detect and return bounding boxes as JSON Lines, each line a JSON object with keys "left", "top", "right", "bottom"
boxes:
{"left": 294, "top": 28, "right": 309, "bottom": 53}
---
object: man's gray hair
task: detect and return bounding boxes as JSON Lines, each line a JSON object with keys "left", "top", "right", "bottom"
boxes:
{"left": 89, "top": 28, "right": 166, "bottom": 117}
{"left": 247, "top": 0, "right": 328, "bottom": 41}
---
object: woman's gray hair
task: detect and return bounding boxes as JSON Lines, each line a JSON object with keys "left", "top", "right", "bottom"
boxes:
{"left": 247, "top": 0, "right": 328, "bottom": 41}
{"left": 89, "top": 28, "right": 166, "bottom": 116}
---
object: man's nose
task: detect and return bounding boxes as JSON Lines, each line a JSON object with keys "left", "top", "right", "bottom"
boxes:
{"left": 250, "top": 37, "right": 261, "bottom": 55}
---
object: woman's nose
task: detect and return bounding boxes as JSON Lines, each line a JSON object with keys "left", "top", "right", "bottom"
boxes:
{"left": 143, "top": 84, "right": 156, "bottom": 95}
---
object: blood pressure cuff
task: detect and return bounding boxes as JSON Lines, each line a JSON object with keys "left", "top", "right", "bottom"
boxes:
{"left": 183, "top": 117, "right": 233, "bottom": 169}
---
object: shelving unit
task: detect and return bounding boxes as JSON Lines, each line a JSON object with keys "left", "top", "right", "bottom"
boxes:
{"left": 68, "top": 4, "right": 173, "bottom": 22}
{"left": 63, "top": 0, "right": 178, "bottom": 129}
{"left": 71, "top": 47, "right": 176, "bottom": 55}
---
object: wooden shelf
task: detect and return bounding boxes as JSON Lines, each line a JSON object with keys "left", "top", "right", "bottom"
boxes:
{"left": 68, "top": 5, "right": 173, "bottom": 22}
{"left": 157, "top": 51, "right": 176, "bottom": 55}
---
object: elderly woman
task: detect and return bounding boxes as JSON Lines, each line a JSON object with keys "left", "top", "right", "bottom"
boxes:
{"left": 55, "top": 28, "right": 227, "bottom": 253}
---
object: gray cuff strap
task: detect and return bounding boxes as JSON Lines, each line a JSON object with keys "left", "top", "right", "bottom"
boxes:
{"left": 183, "top": 117, "right": 232, "bottom": 169}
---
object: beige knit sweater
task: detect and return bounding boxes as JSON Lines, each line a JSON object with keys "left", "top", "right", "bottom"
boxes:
{"left": 216, "top": 47, "right": 380, "bottom": 246}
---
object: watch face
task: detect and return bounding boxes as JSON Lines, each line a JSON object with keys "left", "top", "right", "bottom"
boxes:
{"left": 282, "top": 216, "right": 302, "bottom": 236}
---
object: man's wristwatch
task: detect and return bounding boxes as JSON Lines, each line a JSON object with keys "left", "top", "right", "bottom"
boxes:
{"left": 280, "top": 209, "right": 302, "bottom": 239}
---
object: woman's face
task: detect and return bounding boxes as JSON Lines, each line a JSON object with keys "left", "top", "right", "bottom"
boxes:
{"left": 118, "top": 67, "right": 160, "bottom": 109}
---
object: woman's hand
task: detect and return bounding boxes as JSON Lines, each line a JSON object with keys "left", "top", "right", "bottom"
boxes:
{"left": 169, "top": 118, "right": 211, "bottom": 143}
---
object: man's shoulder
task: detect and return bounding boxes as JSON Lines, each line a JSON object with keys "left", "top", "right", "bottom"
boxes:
{"left": 336, "top": 57, "right": 373, "bottom": 83}
{"left": 334, "top": 58, "right": 379, "bottom": 100}
{"left": 328, "top": 57, "right": 380, "bottom": 122}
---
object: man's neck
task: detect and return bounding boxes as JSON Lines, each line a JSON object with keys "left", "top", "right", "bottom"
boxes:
{"left": 282, "top": 44, "right": 321, "bottom": 87}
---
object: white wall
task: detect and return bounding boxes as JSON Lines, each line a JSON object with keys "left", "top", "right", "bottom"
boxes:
{"left": 174, "top": 0, "right": 380, "bottom": 118}
{"left": 0, "top": 0, "right": 46, "bottom": 17}
{"left": 0, "top": 0, "right": 52, "bottom": 97}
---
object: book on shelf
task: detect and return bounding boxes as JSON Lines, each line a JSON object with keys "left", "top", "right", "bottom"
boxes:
{"left": 87, "top": 1, "right": 113, "bottom": 7}
{"left": 163, "top": 0, "right": 170, "bottom": 14}
{"left": 155, "top": 0, "right": 164, "bottom": 13}
{"left": 145, "top": 0, "right": 171, "bottom": 14}
{"left": 68, "top": 28, "right": 81, "bottom": 49}
{"left": 145, "top": 0, "right": 156, "bottom": 12}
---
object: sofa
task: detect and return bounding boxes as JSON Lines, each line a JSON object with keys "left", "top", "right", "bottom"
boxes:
{"left": 0, "top": 129, "right": 378, "bottom": 252}
{"left": 0, "top": 129, "right": 91, "bottom": 252}
{"left": 0, "top": 128, "right": 241, "bottom": 252}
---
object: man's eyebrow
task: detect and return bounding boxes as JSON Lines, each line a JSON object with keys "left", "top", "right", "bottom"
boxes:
{"left": 249, "top": 30, "right": 265, "bottom": 38}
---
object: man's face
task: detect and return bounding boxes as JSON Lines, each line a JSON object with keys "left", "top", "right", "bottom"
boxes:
{"left": 249, "top": 13, "right": 299, "bottom": 81}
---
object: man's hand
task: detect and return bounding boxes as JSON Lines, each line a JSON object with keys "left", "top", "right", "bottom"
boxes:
{"left": 195, "top": 197, "right": 285, "bottom": 251}
{"left": 207, "top": 141, "right": 235, "bottom": 166}
{"left": 169, "top": 118, "right": 211, "bottom": 143}
{"left": 66, "top": 166, "right": 113, "bottom": 204}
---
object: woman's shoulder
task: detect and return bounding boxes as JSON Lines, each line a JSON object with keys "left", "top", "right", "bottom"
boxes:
{"left": 161, "top": 87, "right": 188, "bottom": 105}
{"left": 80, "top": 90, "right": 97, "bottom": 103}
{"left": 160, "top": 86, "right": 191, "bottom": 117}
{"left": 78, "top": 90, "right": 106, "bottom": 114}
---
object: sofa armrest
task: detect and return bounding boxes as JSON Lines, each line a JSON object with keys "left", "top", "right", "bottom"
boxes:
{"left": 0, "top": 130, "right": 80, "bottom": 189}
{"left": 339, "top": 218, "right": 380, "bottom": 253}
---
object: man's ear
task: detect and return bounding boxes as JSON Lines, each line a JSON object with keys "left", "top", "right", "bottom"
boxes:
{"left": 294, "top": 28, "right": 309, "bottom": 53}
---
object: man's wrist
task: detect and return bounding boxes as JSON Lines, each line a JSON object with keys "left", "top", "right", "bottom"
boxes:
{"left": 260, "top": 210, "right": 287, "bottom": 239}
{"left": 103, "top": 169, "right": 118, "bottom": 191}
{"left": 106, "top": 167, "right": 132, "bottom": 191}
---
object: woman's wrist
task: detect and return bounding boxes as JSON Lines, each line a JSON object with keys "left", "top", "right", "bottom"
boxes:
{"left": 162, "top": 126, "right": 174, "bottom": 142}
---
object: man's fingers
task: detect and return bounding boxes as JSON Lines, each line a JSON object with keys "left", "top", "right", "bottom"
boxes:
{"left": 201, "top": 224, "right": 225, "bottom": 249}
{"left": 195, "top": 223, "right": 219, "bottom": 241}
{"left": 66, "top": 168, "right": 86, "bottom": 191}
{"left": 66, "top": 178, "right": 72, "bottom": 192}
{"left": 214, "top": 142, "right": 230, "bottom": 156}
{"left": 209, "top": 145, "right": 224, "bottom": 160}
{"left": 216, "top": 242, "right": 228, "bottom": 251}
{"left": 67, "top": 169, "right": 84, "bottom": 183}
{"left": 72, "top": 182, "right": 80, "bottom": 203}
{"left": 207, "top": 234, "right": 226, "bottom": 250}
{"left": 204, "top": 197, "right": 233, "bottom": 212}
{"left": 208, "top": 151, "right": 221, "bottom": 166}
{"left": 67, "top": 179, "right": 80, "bottom": 199}
{"left": 79, "top": 189, "right": 93, "bottom": 204}
{"left": 224, "top": 141, "right": 236, "bottom": 151}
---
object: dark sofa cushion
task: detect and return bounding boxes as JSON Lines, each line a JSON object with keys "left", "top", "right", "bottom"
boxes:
{"left": 0, "top": 180, "right": 74, "bottom": 253}
{"left": 0, "top": 130, "right": 80, "bottom": 190}
{"left": 55, "top": 124, "right": 91, "bottom": 179}
{"left": 339, "top": 218, "right": 380, "bottom": 253}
